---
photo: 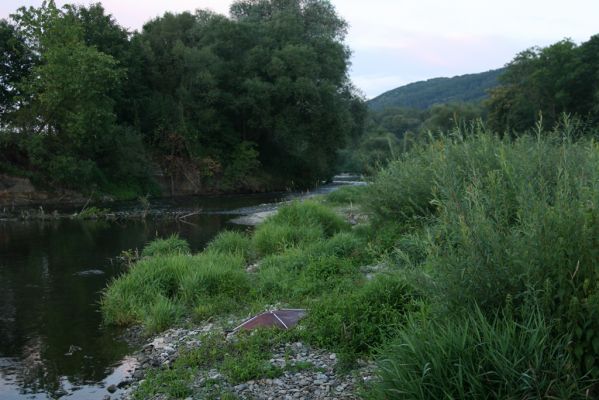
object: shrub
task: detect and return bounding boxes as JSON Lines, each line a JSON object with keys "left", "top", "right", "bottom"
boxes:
{"left": 141, "top": 234, "right": 190, "bottom": 257}
{"left": 368, "top": 309, "right": 591, "bottom": 400}
{"left": 369, "top": 127, "right": 599, "bottom": 376}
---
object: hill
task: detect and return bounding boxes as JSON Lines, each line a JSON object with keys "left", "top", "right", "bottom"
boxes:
{"left": 368, "top": 68, "right": 504, "bottom": 111}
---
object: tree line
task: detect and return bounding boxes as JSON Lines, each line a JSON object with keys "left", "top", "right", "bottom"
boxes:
{"left": 0, "top": 0, "right": 365, "bottom": 198}
{"left": 355, "top": 35, "right": 599, "bottom": 173}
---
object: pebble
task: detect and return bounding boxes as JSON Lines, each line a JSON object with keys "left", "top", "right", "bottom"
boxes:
{"left": 119, "top": 321, "right": 376, "bottom": 400}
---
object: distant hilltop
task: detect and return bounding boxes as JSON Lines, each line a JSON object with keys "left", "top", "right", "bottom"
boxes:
{"left": 368, "top": 68, "right": 505, "bottom": 111}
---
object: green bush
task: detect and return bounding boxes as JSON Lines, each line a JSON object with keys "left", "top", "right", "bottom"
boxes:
{"left": 369, "top": 126, "right": 599, "bottom": 376}
{"left": 368, "top": 309, "right": 591, "bottom": 400}
{"left": 206, "top": 230, "right": 254, "bottom": 262}
{"left": 141, "top": 234, "right": 190, "bottom": 257}
{"left": 302, "top": 273, "right": 418, "bottom": 362}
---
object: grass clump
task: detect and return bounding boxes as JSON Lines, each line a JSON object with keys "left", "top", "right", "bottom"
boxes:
{"left": 302, "top": 273, "right": 419, "bottom": 363}
{"left": 267, "top": 200, "right": 349, "bottom": 236}
{"left": 325, "top": 185, "right": 368, "bottom": 205}
{"left": 143, "top": 295, "right": 184, "bottom": 335}
{"left": 102, "top": 250, "right": 249, "bottom": 333}
{"left": 141, "top": 234, "right": 190, "bottom": 257}
{"left": 368, "top": 309, "right": 591, "bottom": 400}
{"left": 206, "top": 230, "right": 254, "bottom": 262}
{"left": 75, "top": 206, "right": 109, "bottom": 219}
{"left": 253, "top": 222, "right": 323, "bottom": 257}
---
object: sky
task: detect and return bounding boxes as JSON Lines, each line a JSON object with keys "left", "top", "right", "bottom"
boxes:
{"left": 2, "top": 0, "right": 599, "bottom": 98}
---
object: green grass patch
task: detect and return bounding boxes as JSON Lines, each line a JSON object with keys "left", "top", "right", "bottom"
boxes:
{"left": 302, "top": 273, "right": 419, "bottom": 364}
{"left": 141, "top": 234, "right": 191, "bottom": 257}
{"left": 325, "top": 185, "right": 368, "bottom": 205}
{"left": 134, "top": 329, "right": 289, "bottom": 399}
{"left": 206, "top": 230, "right": 254, "bottom": 262}
{"left": 367, "top": 308, "right": 592, "bottom": 400}
{"left": 269, "top": 200, "right": 349, "bottom": 236}
{"left": 253, "top": 222, "right": 323, "bottom": 257}
{"left": 101, "top": 250, "right": 249, "bottom": 333}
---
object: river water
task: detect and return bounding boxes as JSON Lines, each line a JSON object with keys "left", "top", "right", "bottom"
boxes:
{"left": 0, "top": 181, "right": 353, "bottom": 400}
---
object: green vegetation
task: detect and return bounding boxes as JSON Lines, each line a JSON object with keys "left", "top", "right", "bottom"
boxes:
{"left": 303, "top": 273, "right": 418, "bottom": 363}
{"left": 102, "top": 123, "right": 599, "bottom": 397}
{"left": 368, "top": 309, "right": 590, "bottom": 400}
{"left": 487, "top": 36, "right": 599, "bottom": 132}
{"left": 141, "top": 234, "right": 191, "bottom": 257}
{"left": 101, "top": 251, "right": 247, "bottom": 334}
{"left": 74, "top": 206, "right": 109, "bottom": 219}
{"left": 368, "top": 68, "right": 503, "bottom": 111}
{"left": 343, "top": 36, "right": 599, "bottom": 175}
{"left": 0, "top": 0, "right": 364, "bottom": 198}
{"left": 133, "top": 329, "right": 295, "bottom": 399}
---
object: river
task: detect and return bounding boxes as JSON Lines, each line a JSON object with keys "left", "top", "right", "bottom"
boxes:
{"left": 0, "top": 179, "right": 356, "bottom": 400}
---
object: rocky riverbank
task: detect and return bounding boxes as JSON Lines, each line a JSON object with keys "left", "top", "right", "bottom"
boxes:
{"left": 116, "top": 322, "right": 375, "bottom": 400}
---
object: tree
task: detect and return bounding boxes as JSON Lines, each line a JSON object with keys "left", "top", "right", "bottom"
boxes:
{"left": 487, "top": 38, "right": 599, "bottom": 133}
{"left": 0, "top": 19, "right": 34, "bottom": 120}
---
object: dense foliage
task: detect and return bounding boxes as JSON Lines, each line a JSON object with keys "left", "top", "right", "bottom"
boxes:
{"left": 339, "top": 101, "right": 485, "bottom": 172}
{"left": 103, "top": 122, "right": 599, "bottom": 397}
{"left": 367, "top": 68, "right": 503, "bottom": 112}
{"left": 487, "top": 36, "right": 599, "bottom": 132}
{"left": 364, "top": 122, "right": 599, "bottom": 395}
{"left": 0, "top": 0, "right": 364, "bottom": 197}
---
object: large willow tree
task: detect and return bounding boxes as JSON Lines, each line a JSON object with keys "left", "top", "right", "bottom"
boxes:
{"left": 0, "top": 0, "right": 364, "bottom": 196}
{"left": 129, "top": 0, "right": 365, "bottom": 190}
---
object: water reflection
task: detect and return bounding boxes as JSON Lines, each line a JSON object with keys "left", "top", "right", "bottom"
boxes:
{"left": 0, "top": 183, "right": 348, "bottom": 399}
{"left": 0, "top": 213, "right": 246, "bottom": 399}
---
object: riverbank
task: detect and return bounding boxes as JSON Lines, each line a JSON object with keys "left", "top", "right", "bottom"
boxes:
{"left": 0, "top": 174, "right": 363, "bottom": 222}
{"left": 117, "top": 321, "right": 376, "bottom": 400}
{"left": 100, "top": 186, "right": 388, "bottom": 399}
{"left": 101, "top": 130, "right": 599, "bottom": 399}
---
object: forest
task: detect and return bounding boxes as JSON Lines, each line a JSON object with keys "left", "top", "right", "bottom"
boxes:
{"left": 0, "top": 0, "right": 365, "bottom": 198}
{"left": 2, "top": 1, "right": 599, "bottom": 199}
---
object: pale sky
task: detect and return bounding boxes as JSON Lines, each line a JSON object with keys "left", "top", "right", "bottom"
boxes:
{"left": 2, "top": 0, "right": 599, "bottom": 98}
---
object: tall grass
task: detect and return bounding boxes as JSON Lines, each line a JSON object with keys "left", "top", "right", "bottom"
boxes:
{"left": 366, "top": 120, "right": 599, "bottom": 376}
{"left": 368, "top": 309, "right": 591, "bottom": 400}
{"left": 303, "top": 273, "right": 419, "bottom": 363}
